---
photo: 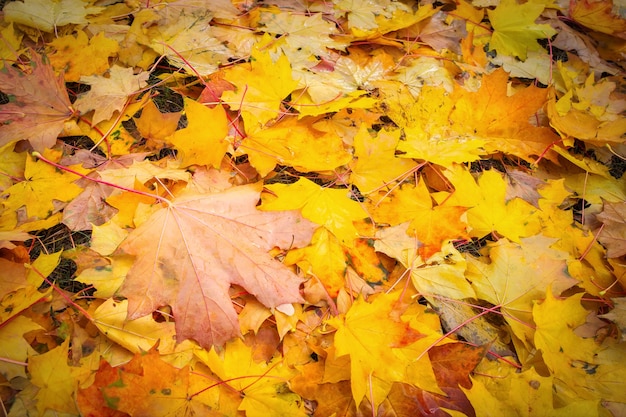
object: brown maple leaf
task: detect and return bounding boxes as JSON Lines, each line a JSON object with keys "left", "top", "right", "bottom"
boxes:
{"left": 118, "top": 183, "right": 316, "bottom": 348}
{"left": 0, "top": 52, "right": 74, "bottom": 151}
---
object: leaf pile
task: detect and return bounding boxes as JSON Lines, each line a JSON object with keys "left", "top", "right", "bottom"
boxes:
{"left": 0, "top": 0, "right": 625, "bottom": 416}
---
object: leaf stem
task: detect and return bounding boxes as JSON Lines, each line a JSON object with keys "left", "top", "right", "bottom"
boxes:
{"left": 31, "top": 151, "right": 172, "bottom": 206}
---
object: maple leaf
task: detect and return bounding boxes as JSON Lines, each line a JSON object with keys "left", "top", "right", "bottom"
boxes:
{"left": 449, "top": 68, "right": 560, "bottom": 162}
{"left": 569, "top": 0, "right": 626, "bottom": 36}
{"left": 258, "top": 10, "right": 348, "bottom": 65}
{"left": 386, "top": 83, "right": 486, "bottom": 166}
{"left": 95, "top": 346, "right": 214, "bottom": 416}
{"left": 74, "top": 65, "right": 150, "bottom": 125}
{"left": 240, "top": 116, "right": 352, "bottom": 177}
{"left": 443, "top": 165, "right": 541, "bottom": 242}
{"left": 326, "top": 293, "right": 425, "bottom": 404}
{"left": 167, "top": 97, "right": 229, "bottom": 168}
{"left": 418, "top": 11, "right": 468, "bottom": 54}
{"left": 146, "top": 8, "right": 237, "bottom": 76}
{"left": 284, "top": 227, "right": 348, "bottom": 297}
{"left": 547, "top": 74, "right": 626, "bottom": 145}
{"left": 596, "top": 200, "right": 626, "bottom": 258}
{"left": 197, "top": 338, "right": 306, "bottom": 417}
{"left": 133, "top": 99, "right": 181, "bottom": 147}
{"left": 119, "top": 183, "right": 316, "bottom": 348}
{"left": 48, "top": 31, "right": 119, "bottom": 82}
{"left": 3, "top": 0, "right": 103, "bottom": 32}
{"left": 382, "top": 344, "right": 484, "bottom": 417}
{"left": 487, "top": 0, "right": 556, "bottom": 60}
{"left": 533, "top": 289, "right": 604, "bottom": 399}
{"left": 0, "top": 316, "right": 43, "bottom": 380}
{"left": 28, "top": 339, "right": 81, "bottom": 415}
{"left": 261, "top": 177, "right": 368, "bottom": 245}
{"left": 1, "top": 150, "right": 88, "bottom": 230}
{"left": 221, "top": 36, "right": 298, "bottom": 127}
{"left": 349, "top": 125, "right": 418, "bottom": 195}
{"left": 0, "top": 52, "right": 74, "bottom": 151}
{"left": 465, "top": 367, "right": 601, "bottom": 416}
{"left": 467, "top": 237, "right": 577, "bottom": 348}
{"left": 0, "top": 23, "right": 22, "bottom": 66}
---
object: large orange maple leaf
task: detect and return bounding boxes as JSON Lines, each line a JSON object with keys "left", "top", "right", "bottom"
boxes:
{"left": 118, "top": 183, "right": 316, "bottom": 348}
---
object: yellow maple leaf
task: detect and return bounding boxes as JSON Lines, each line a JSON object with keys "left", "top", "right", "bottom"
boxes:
{"left": 326, "top": 292, "right": 429, "bottom": 405}
{"left": 196, "top": 338, "right": 306, "bottom": 417}
{"left": 28, "top": 339, "right": 80, "bottom": 415}
{"left": 450, "top": 68, "right": 560, "bottom": 162}
{"left": 285, "top": 227, "right": 348, "bottom": 297}
{"left": 3, "top": 0, "right": 103, "bottom": 32}
{"left": 74, "top": 65, "right": 150, "bottom": 125}
{"left": 442, "top": 165, "right": 541, "bottom": 241}
{"left": 349, "top": 125, "right": 418, "bottom": 194}
{"left": 48, "top": 30, "right": 119, "bottom": 82}
{"left": 570, "top": 0, "right": 626, "bottom": 35}
{"left": 133, "top": 99, "right": 181, "bottom": 147}
{"left": 0, "top": 316, "right": 43, "bottom": 380}
{"left": 547, "top": 74, "right": 626, "bottom": 145}
{"left": 261, "top": 177, "right": 368, "bottom": 245}
{"left": 168, "top": 98, "right": 229, "bottom": 168}
{"left": 487, "top": 0, "right": 556, "bottom": 60}
{"left": 535, "top": 179, "right": 615, "bottom": 296}
{"left": 240, "top": 116, "right": 352, "bottom": 177}
{"left": 0, "top": 253, "right": 57, "bottom": 327}
{"left": 534, "top": 289, "right": 606, "bottom": 400}
{"left": 383, "top": 83, "right": 486, "bottom": 166}
{"left": 222, "top": 35, "right": 298, "bottom": 127}
{"left": 467, "top": 237, "right": 577, "bottom": 348}
{"left": 1, "top": 150, "right": 88, "bottom": 231}
{"left": 465, "top": 367, "right": 602, "bottom": 416}
{"left": 92, "top": 298, "right": 196, "bottom": 358}
{"left": 0, "top": 23, "right": 22, "bottom": 67}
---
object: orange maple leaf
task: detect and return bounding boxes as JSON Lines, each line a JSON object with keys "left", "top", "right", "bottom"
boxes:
{"left": 119, "top": 183, "right": 316, "bottom": 348}
{"left": 450, "top": 68, "right": 560, "bottom": 162}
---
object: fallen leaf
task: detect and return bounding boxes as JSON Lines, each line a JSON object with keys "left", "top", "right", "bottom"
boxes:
{"left": 1, "top": 150, "right": 88, "bottom": 230}
{"left": 221, "top": 35, "right": 298, "bottom": 127}
{"left": 569, "top": 0, "right": 626, "bottom": 36}
{"left": 0, "top": 52, "right": 74, "bottom": 151}
{"left": 167, "top": 97, "right": 229, "bottom": 168}
{"left": 596, "top": 200, "right": 626, "bottom": 258}
{"left": 97, "top": 346, "right": 214, "bottom": 416}
{"left": 28, "top": 339, "right": 80, "bottom": 415}
{"left": 119, "top": 183, "right": 316, "bottom": 348}
{"left": 261, "top": 177, "right": 368, "bottom": 245}
{"left": 48, "top": 30, "right": 119, "bottom": 82}
{"left": 326, "top": 292, "right": 425, "bottom": 404}
{"left": 349, "top": 125, "right": 417, "bottom": 195}
{"left": 74, "top": 66, "right": 149, "bottom": 125}
{"left": 487, "top": 0, "right": 556, "bottom": 60}
{"left": 465, "top": 367, "right": 601, "bottom": 417}
{"left": 449, "top": 68, "right": 560, "bottom": 162}
{"left": 467, "top": 237, "right": 577, "bottom": 347}
{"left": 196, "top": 338, "right": 307, "bottom": 417}
{"left": 3, "top": 0, "right": 102, "bottom": 32}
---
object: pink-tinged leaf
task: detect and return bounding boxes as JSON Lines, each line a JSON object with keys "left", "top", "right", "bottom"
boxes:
{"left": 119, "top": 183, "right": 316, "bottom": 348}
{"left": 0, "top": 52, "right": 73, "bottom": 151}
